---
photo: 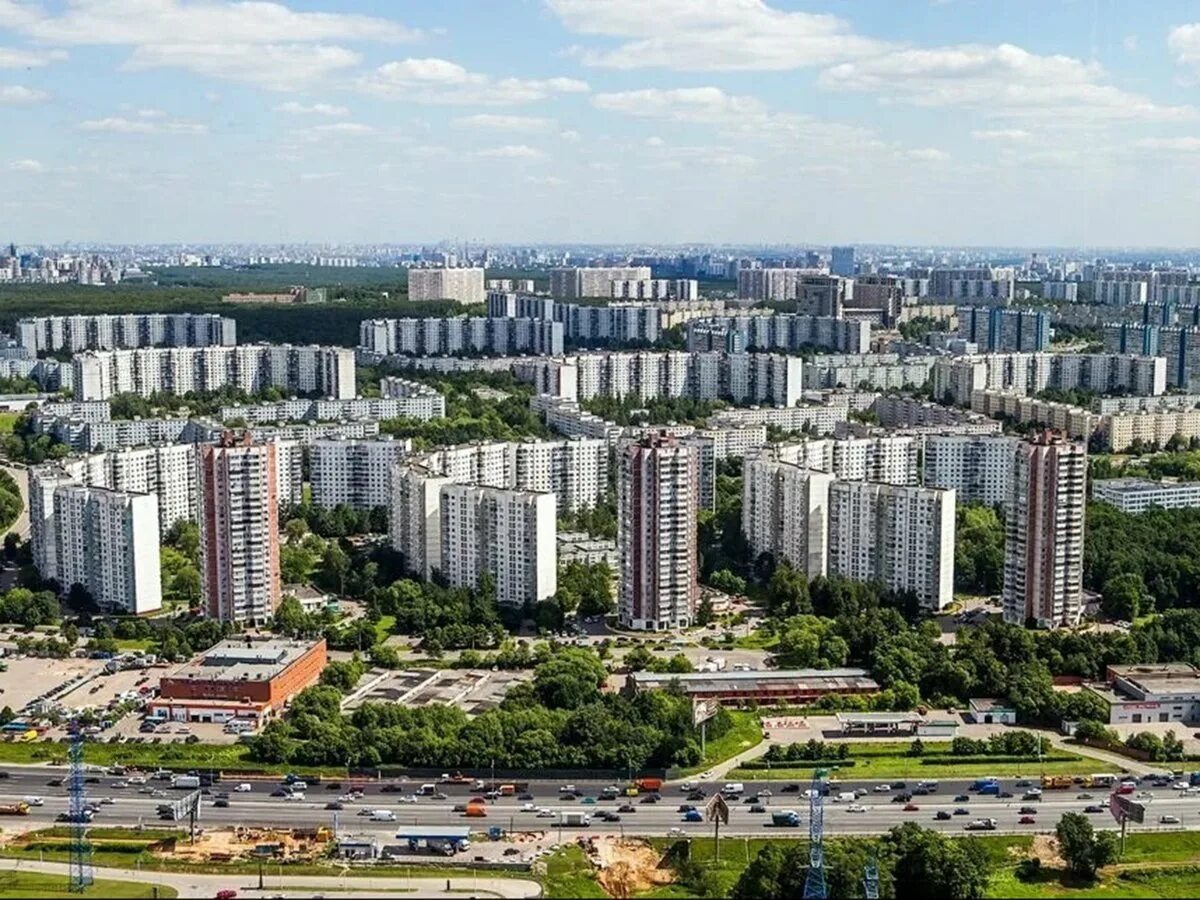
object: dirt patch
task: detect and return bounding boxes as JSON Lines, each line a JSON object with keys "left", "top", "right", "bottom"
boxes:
{"left": 1020, "top": 834, "right": 1064, "bottom": 868}
{"left": 157, "top": 826, "right": 331, "bottom": 863}
{"left": 582, "top": 835, "right": 675, "bottom": 899}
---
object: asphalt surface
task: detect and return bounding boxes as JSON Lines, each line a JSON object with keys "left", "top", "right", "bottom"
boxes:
{"left": 2, "top": 766, "right": 1199, "bottom": 840}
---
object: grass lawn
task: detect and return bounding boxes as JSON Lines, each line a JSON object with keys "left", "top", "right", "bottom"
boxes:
{"left": 114, "top": 638, "right": 154, "bottom": 651}
{"left": 675, "top": 711, "right": 763, "bottom": 777}
{"left": 542, "top": 846, "right": 607, "bottom": 899}
{"left": 0, "top": 740, "right": 343, "bottom": 776}
{"left": 731, "top": 739, "right": 1106, "bottom": 780}
{"left": 0, "top": 871, "right": 177, "bottom": 899}
{"left": 373, "top": 613, "right": 397, "bottom": 643}
{"left": 0, "top": 412, "right": 20, "bottom": 436}
{"left": 989, "top": 863, "right": 1200, "bottom": 898}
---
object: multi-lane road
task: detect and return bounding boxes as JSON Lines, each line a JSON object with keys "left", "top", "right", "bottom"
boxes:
{"left": 2, "top": 765, "right": 1199, "bottom": 840}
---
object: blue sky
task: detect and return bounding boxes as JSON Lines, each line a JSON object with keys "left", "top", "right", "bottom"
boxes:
{"left": 5, "top": 0, "right": 1200, "bottom": 247}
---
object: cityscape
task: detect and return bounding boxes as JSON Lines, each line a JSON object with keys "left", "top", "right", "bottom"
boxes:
{"left": 6, "top": 2, "right": 1200, "bottom": 900}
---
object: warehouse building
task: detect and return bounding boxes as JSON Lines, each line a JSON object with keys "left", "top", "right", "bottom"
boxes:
{"left": 1085, "top": 664, "right": 1200, "bottom": 725}
{"left": 624, "top": 668, "right": 880, "bottom": 706}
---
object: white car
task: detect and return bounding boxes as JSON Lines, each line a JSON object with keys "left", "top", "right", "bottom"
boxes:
{"left": 668, "top": 827, "right": 685, "bottom": 836}
{"left": 699, "top": 770, "right": 715, "bottom": 781}
{"left": 681, "top": 782, "right": 697, "bottom": 791}
{"left": 283, "top": 792, "right": 305, "bottom": 802}
{"left": 99, "top": 797, "right": 115, "bottom": 805}
{"left": 1161, "top": 814, "right": 1181, "bottom": 824}
{"left": 396, "top": 794, "right": 418, "bottom": 804}
{"left": 873, "top": 784, "right": 891, "bottom": 793}
{"left": 536, "top": 808, "right": 554, "bottom": 818}
{"left": 521, "top": 802, "right": 535, "bottom": 812}
{"left": 560, "top": 784, "right": 577, "bottom": 794}
{"left": 846, "top": 805, "right": 867, "bottom": 813}
{"left": 112, "top": 781, "right": 128, "bottom": 789}
{"left": 234, "top": 783, "right": 252, "bottom": 793}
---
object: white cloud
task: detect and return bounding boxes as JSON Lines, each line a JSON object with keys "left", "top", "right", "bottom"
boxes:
{"left": 559, "top": 129, "right": 581, "bottom": 142}
{"left": 453, "top": 113, "right": 554, "bottom": 131}
{"left": 547, "top": 0, "right": 885, "bottom": 70}
{"left": 593, "top": 87, "right": 765, "bottom": 123}
{"left": 1169, "top": 24, "right": 1200, "bottom": 71}
{"left": 360, "top": 57, "right": 588, "bottom": 105}
{"left": 0, "top": 84, "right": 47, "bottom": 104}
{"left": 476, "top": 144, "right": 547, "bottom": 160}
{"left": 123, "top": 43, "right": 361, "bottom": 91}
{"left": 311, "top": 122, "right": 374, "bottom": 135}
{"left": 79, "top": 115, "right": 207, "bottom": 135}
{"left": 1123, "top": 34, "right": 1139, "bottom": 52}
{"left": 275, "top": 101, "right": 349, "bottom": 117}
{"left": 1133, "top": 136, "right": 1200, "bottom": 152}
{"left": 7, "top": 158, "right": 44, "bottom": 172}
{"left": 820, "top": 43, "right": 1194, "bottom": 122}
{"left": 906, "top": 147, "right": 950, "bottom": 162}
{"left": 525, "top": 174, "right": 565, "bottom": 186}
{"left": 0, "top": 46, "right": 66, "bottom": 68}
{"left": 645, "top": 136, "right": 664, "bottom": 147}
{"left": 0, "top": 0, "right": 418, "bottom": 45}
{"left": 971, "top": 128, "right": 1032, "bottom": 141}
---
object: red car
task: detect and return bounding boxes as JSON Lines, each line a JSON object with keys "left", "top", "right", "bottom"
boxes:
{"left": 1019, "top": 816, "right": 1036, "bottom": 825}
{"left": 215, "top": 892, "right": 237, "bottom": 900}
{"left": 903, "top": 803, "right": 919, "bottom": 812}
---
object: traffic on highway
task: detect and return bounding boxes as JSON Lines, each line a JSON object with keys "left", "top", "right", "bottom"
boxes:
{"left": 2, "top": 766, "right": 1200, "bottom": 839}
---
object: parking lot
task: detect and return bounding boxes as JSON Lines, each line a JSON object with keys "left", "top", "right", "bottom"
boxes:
{"left": 0, "top": 655, "right": 110, "bottom": 713}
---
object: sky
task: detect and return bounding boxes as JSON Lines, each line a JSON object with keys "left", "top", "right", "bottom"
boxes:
{"left": 6, "top": 0, "right": 1200, "bottom": 248}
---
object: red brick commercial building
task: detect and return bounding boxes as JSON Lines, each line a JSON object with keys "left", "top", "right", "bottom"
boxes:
{"left": 149, "top": 638, "right": 326, "bottom": 726}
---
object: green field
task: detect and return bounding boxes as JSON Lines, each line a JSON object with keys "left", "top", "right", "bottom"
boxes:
{"left": 0, "top": 871, "right": 177, "bottom": 899}
{"left": 0, "top": 740, "right": 340, "bottom": 775}
{"left": 373, "top": 613, "right": 397, "bottom": 643}
{"left": 732, "top": 739, "right": 1109, "bottom": 780}
{"left": 0, "top": 411, "right": 20, "bottom": 435}
{"left": 542, "top": 846, "right": 608, "bottom": 899}
{"left": 675, "top": 711, "right": 763, "bottom": 777}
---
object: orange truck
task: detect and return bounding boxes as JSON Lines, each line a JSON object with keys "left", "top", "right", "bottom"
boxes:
{"left": 635, "top": 778, "right": 663, "bottom": 793}
{"left": 464, "top": 804, "right": 488, "bottom": 818}
{"left": 0, "top": 803, "right": 29, "bottom": 816}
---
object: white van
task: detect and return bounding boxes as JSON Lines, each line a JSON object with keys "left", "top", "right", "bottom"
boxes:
{"left": 233, "top": 783, "right": 252, "bottom": 793}
{"left": 835, "top": 792, "right": 856, "bottom": 803}
{"left": 370, "top": 809, "right": 397, "bottom": 822}
{"left": 722, "top": 783, "right": 744, "bottom": 796}
{"left": 418, "top": 783, "right": 436, "bottom": 796}
{"left": 23, "top": 796, "right": 44, "bottom": 806}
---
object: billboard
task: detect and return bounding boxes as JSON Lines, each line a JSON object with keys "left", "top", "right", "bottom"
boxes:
{"left": 693, "top": 699, "right": 719, "bottom": 726}
{"left": 1109, "top": 791, "right": 1146, "bottom": 825}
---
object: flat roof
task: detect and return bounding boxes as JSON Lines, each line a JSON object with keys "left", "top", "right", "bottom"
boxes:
{"left": 835, "top": 712, "right": 922, "bottom": 724}
{"left": 1094, "top": 478, "right": 1200, "bottom": 494}
{"left": 393, "top": 826, "right": 471, "bottom": 839}
{"left": 969, "top": 698, "right": 1015, "bottom": 712}
{"left": 1111, "top": 663, "right": 1200, "bottom": 679}
{"left": 166, "top": 639, "right": 320, "bottom": 684}
{"left": 630, "top": 668, "right": 878, "bottom": 693}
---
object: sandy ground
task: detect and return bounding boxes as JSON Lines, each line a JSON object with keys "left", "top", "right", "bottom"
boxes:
{"left": 0, "top": 655, "right": 106, "bottom": 712}
{"left": 585, "top": 836, "right": 674, "bottom": 899}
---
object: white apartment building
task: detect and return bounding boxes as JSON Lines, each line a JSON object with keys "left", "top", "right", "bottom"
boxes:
{"left": 310, "top": 438, "right": 409, "bottom": 511}
{"left": 686, "top": 314, "right": 871, "bottom": 355}
{"left": 922, "top": 434, "right": 1020, "bottom": 508}
{"left": 1003, "top": 433, "right": 1086, "bottom": 629}
{"left": 827, "top": 481, "right": 956, "bottom": 611}
{"left": 17, "top": 313, "right": 235, "bottom": 353}
{"left": 72, "top": 345, "right": 356, "bottom": 402}
{"left": 549, "top": 266, "right": 652, "bottom": 300}
{"left": 803, "top": 354, "right": 937, "bottom": 392}
{"left": 761, "top": 437, "right": 919, "bottom": 485}
{"left": 357, "top": 317, "right": 563, "bottom": 357}
{"left": 1043, "top": 282, "right": 1079, "bottom": 302}
{"left": 1092, "top": 478, "right": 1200, "bottom": 514}
{"left": 929, "top": 267, "right": 1016, "bottom": 304}
{"left": 618, "top": 434, "right": 700, "bottom": 631}
{"left": 742, "top": 457, "right": 834, "bottom": 576}
{"left": 223, "top": 392, "right": 445, "bottom": 425}
{"left": 736, "top": 268, "right": 820, "bottom": 302}
{"left": 934, "top": 353, "right": 1166, "bottom": 406}
{"left": 390, "top": 465, "right": 454, "bottom": 579}
{"left": 408, "top": 267, "right": 485, "bottom": 304}
{"left": 27, "top": 473, "right": 162, "bottom": 615}
{"left": 609, "top": 278, "right": 698, "bottom": 301}
{"left": 438, "top": 483, "right": 556, "bottom": 606}
{"left": 199, "top": 434, "right": 281, "bottom": 624}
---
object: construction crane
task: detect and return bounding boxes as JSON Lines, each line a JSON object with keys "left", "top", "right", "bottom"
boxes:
{"left": 802, "top": 768, "right": 827, "bottom": 900}
{"left": 67, "top": 724, "right": 93, "bottom": 892}
{"left": 863, "top": 855, "right": 880, "bottom": 899}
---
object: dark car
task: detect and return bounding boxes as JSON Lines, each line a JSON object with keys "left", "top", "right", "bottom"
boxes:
{"left": 381, "top": 784, "right": 405, "bottom": 793}
{"left": 935, "top": 811, "right": 951, "bottom": 820}
{"left": 750, "top": 804, "right": 766, "bottom": 813}
{"left": 892, "top": 782, "right": 907, "bottom": 789}
{"left": 781, "top": 784, "right": 800, "bottom": 793}
{"left": 518, "top": 793, "right": 534, "bottom": 801}
{"left": 913, "top": 788, "right": 929, "bottom": 796}
{"left": 1020, "top": 806, "right": 1038, "bottom": 815}
{"left": 1019, "top": 816, "right": 1036, "bottom": 825}
{"left": 325, "top": 801, "right": 344, "bottom": 810}
{"left": 954, "top": 808, "right": 970, "bottom": 815}
{"left": 1014, "top": 780, "right": 1031, "bottom": 787}
{"left": 47, "top": 778, "right": 64, "bottom": 787}
{"left": 213, "top": 798, "right": 230, "bottom": 808}
{"left": 618, "top": 804, "right": 636, "bottom": 813}
{"left": 687, "top": 791, "right": 706, "bottom": 801}
{"left": 640, "top": 794, "right": 659, "bottom": 804}
{"left": 1085, "top": 805, "right": 1105, "bottom": 813}
{"left": 452, "top": 804, "right": 468, "bottom": 813}
{"left": 607, "top": 814, "right": 622, "bottom": 823}
{"left": 954, "top": 794, "right": 969, "bottom": 803}
{"left": 679, "top": 804, "right": 696, "bottom": 812}
{"left": 999, "top": 792, "right": 1014, "bottom": 799}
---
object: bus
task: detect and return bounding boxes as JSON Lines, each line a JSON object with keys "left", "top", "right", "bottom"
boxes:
{"left": 1088, "top": 774, "right": 1117, "bottom": 789}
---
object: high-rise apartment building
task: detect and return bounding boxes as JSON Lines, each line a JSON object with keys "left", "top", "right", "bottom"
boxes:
{"left": 957, "top": 307, "right": 1051, "bottom": 352}
{"left": 29, "top": 478, "right": 162, "bottom": 615}
{"left": 549, "top": 266, "right": 652, "bottom": 300}
{"left": 830, "top": 246, "right": 856, "bottom": 277}
{"left": 199, "top": 433, "right": 281, "bottom": 624}
{"left": 736, "top": 268, "right": 819, "bottom": 302}
{"left": 438, "top": 484, "right": 557, "bottom": 605}
{"left": 827, "top": 481, "right": 956, "bottom": 611}
{"left": 407, "top": 267, "right": 485, "bottom": 304}
{"left": 929, "top": 267, "right": 1016, "bottom": 304}
{"left": 922, "top": 434, "right": 1019, "bottom": 508}
{"left": 1002, "top": 432, "right": 1086, "bottom": 629}
{"left": 618, "top": 433, "right": 700, "bottom": 631}
{"left": 741, "top": 457, "right": 834, "bottom": 576}
{"left": 310, "top": 438, "right": 409, "bottom": 511}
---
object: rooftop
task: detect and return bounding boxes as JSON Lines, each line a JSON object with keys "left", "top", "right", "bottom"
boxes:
{"left": 968, "top": 698, "right": 1016, "bottom": 712}
{"left": 1094, "top": 478, "right": 1200, "bottom": 494}
{"left": 1110, "top": 663, "right": 1200, "bottom": 681}
{"left": 629, "top": 668, "right": 879, "bottom": 693}
{"left": 166, "top": 639, "right": 320, "bottom": 683}
{"left": 835, "top": 712, "right": 922, "bottom": 724}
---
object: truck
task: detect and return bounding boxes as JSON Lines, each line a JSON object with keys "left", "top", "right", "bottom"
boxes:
{"left": 835, "top": 792, "right": 857, "bottom": 804}
{"left": 977, "top": 783, "right": 1001, "bottom": 796}
{"left": 1190, "top": 772, "right": 1200, "bottom": 787}
{"left": 171, "top": 775, "right": 201, "bottom": 790}
{"left": 722, "top": 783, "right": 745, "bottom": 796}
{"left": 370, "top": 810, "right": 396, "bottom": 822}
{"left": 635, "top": 777, "right": 663, "bottom": 793}
{"left": 771, "top": 810, "right": 801, "bottom": 827}
{"left": 1041, "top": 775, "right": 1072, "bottom": 790}
{"left": 561, "top": 811, "right": 591, "bottom": 827}
{"left": 0, "top": 802, "right": 29, "bottom": 816}
{"left": 464, "top": 805, "right": 488, "bottom": 818}
{"left": 971, "top": 777, "right": 999, "bottom": 791}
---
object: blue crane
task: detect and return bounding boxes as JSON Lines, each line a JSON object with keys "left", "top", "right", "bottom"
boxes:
{"left": 802, "top": 768, "right": 827, "bottom": 899}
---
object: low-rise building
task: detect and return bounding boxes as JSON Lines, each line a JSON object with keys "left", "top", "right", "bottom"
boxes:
{"left": 624, "top": 668, "right": 880, "bottom": 705}
{"left": 149, "top": 638, "right": 327, "bottom": 726}
{"left": 967, "top": 698, "right": 1018, "bottom": 725}
{"left": 1085, "top": 664, "right": 1200, "bottom": 725}
{"left": 1092, "top": 478, "right": 1200, "bottom": 513}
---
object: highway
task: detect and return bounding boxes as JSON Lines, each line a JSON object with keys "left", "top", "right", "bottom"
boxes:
{"left": 2, "top": 766, "right": 1199, "bottom": 840}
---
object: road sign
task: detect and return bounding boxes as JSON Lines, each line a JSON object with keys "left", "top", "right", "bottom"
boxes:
{"left": 1109, "top": 792, "right": 1146, "bottom": 825}
{"left": 706, "top": 793, "right": 729, "bottom": 826}
{"left": 693, "top": 699, "right": 719, "bottom": 726}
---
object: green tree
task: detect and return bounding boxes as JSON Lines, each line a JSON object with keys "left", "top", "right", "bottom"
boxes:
{"left": 955, "top": 503, "right": 1005, "bottom": 595}
{"left": 886, "top": 822, "right": 991, "bottom": 899}
{"left": 1100, "top": 573, "right": 1148, "bottom": 621}
{"left": 1056, "top": 812, "right": 1118, "bottom": 879}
